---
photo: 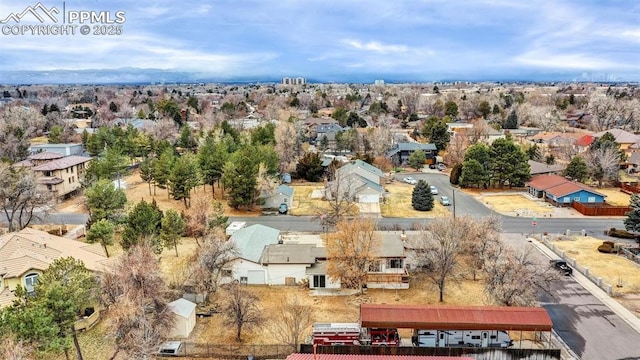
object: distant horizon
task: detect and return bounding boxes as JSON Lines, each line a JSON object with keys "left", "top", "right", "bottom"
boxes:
{"left": 1, "top": 1, "right": 638, "bottom": 85}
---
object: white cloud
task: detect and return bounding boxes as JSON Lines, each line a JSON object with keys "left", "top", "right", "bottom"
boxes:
{"left": 342, "top": 39, "right": 409, "bottom": 53}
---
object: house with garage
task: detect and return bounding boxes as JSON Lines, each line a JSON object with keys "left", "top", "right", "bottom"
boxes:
{"left": 259, "top": 184, "right": 294, "bottom": 209}
{"left": 167, "top": 298, "right": 196, "bottom": 338}
{"left": 0, "top": 228, "right": 112, "bottom": 309}
{"left": 528, "top": 160, "right": 565, "bottom": 176}
{"left": 226, "top": 224, "right": 281, "bottom": 285}
{"left": 594, "top": 128, "right": 640, "bottom": 155}
{"left": 526, "top": 174, "right": 605, "bottom": 206}
{"left": 386, "top": 142, "right": 437, "bottom": 166}
{"left": 325, "top": 159, "right": 385, "bottom": 204}
{"left": 260, "top": 243, "right": 324, "bottom": 285}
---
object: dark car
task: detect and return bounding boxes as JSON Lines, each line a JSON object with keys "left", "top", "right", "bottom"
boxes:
{"left": 278, "top": 203, "right": 288, "bottom": 214}
{"left": 551, "top": 260, "right": 573, "bottom": 276}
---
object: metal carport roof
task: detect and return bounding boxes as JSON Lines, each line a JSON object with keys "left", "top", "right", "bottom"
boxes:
{"left": 360, "top": 304, "right": 552, "bottom": 332}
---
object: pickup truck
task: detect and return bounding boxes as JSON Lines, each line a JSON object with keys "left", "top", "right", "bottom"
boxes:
{"left": 550, "top": 259, "right": 573, "bottom": 276}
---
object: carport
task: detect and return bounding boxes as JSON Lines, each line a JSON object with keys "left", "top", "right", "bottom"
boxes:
{"left": 360, "top": 304, "right": 553, "bottom": 349}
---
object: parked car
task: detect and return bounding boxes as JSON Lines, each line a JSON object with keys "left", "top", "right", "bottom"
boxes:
{"left": 403, "top": 177, "right": 417, "bottom": 185}
{"left": 278, "top": 203, "right": 288, "bottom": 214}
{"left": 440, "top": 196, "right": 450, "bottom": 206}
{"left": 430, "top": 185, "right": 438, "bottom": 195}
{"left": 429, "top": 164, "right": 436, "bottom": 169}
{"left": 158, "top": 341, "right": 186, "bottom": 357}
{"left": 550, "top": 260, "right": 573, "bottom": 276}
{"left": 437, "top": 163, "right": 446, "bottom": 171}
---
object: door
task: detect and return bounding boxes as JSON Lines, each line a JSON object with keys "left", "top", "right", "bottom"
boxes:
{"left": 358, "top": 194, "right": 379, "bottom": 203}
{"left": 438, "top": 332, "right": 446, "bottom": 347}
{"left": 481, "top": 331, "right": 489, "bottom": 347}
{"left": 247, "top": 270, "right": 265, "bottom": 284}
{"left": 313, "top": 275, "right": 326, "bottom": 288}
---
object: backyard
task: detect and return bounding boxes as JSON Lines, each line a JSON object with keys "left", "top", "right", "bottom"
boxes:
{"left": 480, "top": 194, "right": 554, "bottom": 217}
{"left": 380, "top": 183, "right": 449, "bottom": 218}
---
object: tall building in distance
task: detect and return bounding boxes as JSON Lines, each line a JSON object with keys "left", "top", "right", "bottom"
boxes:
{"left": 374, "top": 79, "right": 385, "bottom": 85}
{"left": 282, "top": 77, "right": 306, "bottom": 85}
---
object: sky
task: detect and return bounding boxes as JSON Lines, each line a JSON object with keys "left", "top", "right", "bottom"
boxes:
{"left": 0, "top": 0, "right": 639, "bottom": 83}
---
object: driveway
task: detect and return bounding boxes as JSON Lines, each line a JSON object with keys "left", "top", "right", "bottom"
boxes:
{"left": 357, "top": 202, "right": 381, "bottom": 217}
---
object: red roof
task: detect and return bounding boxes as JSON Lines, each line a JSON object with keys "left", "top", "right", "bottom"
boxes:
{"left": 544, "top": 181, "right": 605, "bottom": 198}
{"left": 573, "top": 135, "right": 594, "bottom": 147}
{"left": 360, "top": 304, "right": 552, "bottom": 332}
{"left": 287, "top": 355, "right": 473, "bottom": 360}
{"left": 525, "top": 174, "right": 569, "bottom": 190}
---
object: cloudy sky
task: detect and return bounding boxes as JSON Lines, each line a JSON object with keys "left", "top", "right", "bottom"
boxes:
{"left": 0, "top": 0, "right": 639, "bottom": 82}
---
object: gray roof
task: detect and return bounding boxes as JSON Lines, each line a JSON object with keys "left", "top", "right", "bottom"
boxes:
{"left": 386, "top": 142, "right": 436, "bottom": 157}
{"left": 276, "top": 184, "right": 294, "bottom": 197}
{"left": 305, "top": 261, "right": 328, "bottom": 275}
{"left": 32, "top": 156, "right": 92, "bottom": 171}
{"left": 260, "top": 244, "right": 318, "bottom": 264}
{"left": 528, "top": 160, "right": 565, "bottom": 175}
{"left": 231, "top": 224, "right": 280, "bottom": 263}
{"left": 316, "top": 123, "right": 344, "bottom": 133}
{"left": 375, "top": 234, "right": 406, "bottom": 258}
{"left": 168, "top": 298, "right": 196, "bottom": 318}
{"left": 337, "top": 159, "right": 383, "bottom": 178}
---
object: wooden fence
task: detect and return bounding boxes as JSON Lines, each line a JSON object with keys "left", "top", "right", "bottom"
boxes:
{"left": 571, "top": 201, "right": 631, "bottom": 216}
{"left": 620, "top": 182, "right": 640, "bottom": 194}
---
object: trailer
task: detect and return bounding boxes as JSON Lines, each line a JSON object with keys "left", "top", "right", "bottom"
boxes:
{"left": 312, "top": 323, "right": 400, "bottom": 346}
{"left": 412, "top": 329, "right": 513, "bottom": 348}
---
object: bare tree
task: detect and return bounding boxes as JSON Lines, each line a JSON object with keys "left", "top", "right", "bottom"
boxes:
{"left": 417, "top": 217, "right": 477, "bottom": 302}
{"left": 588, "top": 95, "right": 617, "bottom": 131}
{"left": 324, "top": 217, "right": 379, "bottom": 293}
{"left": 462, "top": 216, "right": 502, "bottom": 281}
{"left": 99, "top": 244, "right": 174, "bottom": 360}
{"left": 444, "top": 133, "right": 469, "bottom": 166}
{"left": 223, "top": 283, "right": 263, "bottom": 342}
{"left": 0, "top": 164, "right": 50, "bottom": 232}
{"left": 484, "top": 244, "right": 558, "bottom": 306}
{"left": 468, "top": 118, "right": 491, "bottom": 144}
{"left": 318, "top": 170, "right": 359, "bottom": 227}
{"left": 270, "top": 295, "right": 314, "bottom": 351}
{"left": 188, "top": 230, "right": 238, "bottom": 300}
{"left": 0, "top": 336, "right": 33, "bottom": 360}
{"left": 587, "top": 147, "right": 620, "bottom": 187}
{"left": 275, "top": 120, "right": 300, "bottom": 174}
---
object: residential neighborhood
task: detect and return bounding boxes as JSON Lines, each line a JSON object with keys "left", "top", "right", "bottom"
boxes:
{"left": 1, "top": 1, "right": 640, "bottom": 356}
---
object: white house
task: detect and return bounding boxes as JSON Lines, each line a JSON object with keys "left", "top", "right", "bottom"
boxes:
{"left": 260, "top": 184, "right": 294, "bottom": 209}
{"left": 167, "top": 298, "right": 196, "bottom": 338}
{"left": 325, "top": 160, "right": 385, "bottom": 204}
{"left": 227, "top": 224, "right": 281, "bottom": 285}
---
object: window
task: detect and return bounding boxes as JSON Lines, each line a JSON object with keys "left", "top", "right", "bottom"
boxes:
{"left": 313, "top": 275, "right": 326, "bottom": 288}
{"left": 47, "top": 185, "right": 52, "bottom": 190}
{"left": 222, "top": 269, "right": 232, "bottom": 277}
{"left": 573, "top": 197, "right": 580, "bottom": 202}
{"left": 563, "top": 197, "right": 570, "bottom": 203}
{"left": 24, "top": 273, "right": 39, "bottom": 293}
{"left": 44, "top": 171, "right": 52, "bottom": 176}
{"left": 587, "top": 197, "right": 596, "bottom": 203}
{"left": 70, "top": 167, "right": 74, "bottom": 173}
{"left": 368, "top": 260, "right": 381, "bottom": 272}
{"left": 387, "top": 258, "right": 403, "bottom": 269}
{"left": 240, "top": 276, "right": 248, "bottom": 284}
{"left": 66, "top": 168, "right": 69, "bottom": 173}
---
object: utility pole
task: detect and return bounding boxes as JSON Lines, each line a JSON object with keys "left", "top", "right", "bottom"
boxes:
{"left": 452, "top": 188, "right": 456, "bottom": 219}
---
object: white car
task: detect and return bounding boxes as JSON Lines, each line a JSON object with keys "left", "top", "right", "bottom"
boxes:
{"left": 403, "top": 177, "right": 417, "bottom": 185}
{"left": 430, "top": 185, "right": 438, "bottom": 195}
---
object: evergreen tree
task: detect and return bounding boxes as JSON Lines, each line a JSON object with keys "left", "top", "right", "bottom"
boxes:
{"left": 624, "top": 194, "right": 640, "bottom": 234}
{"left": 450, "top": 163, "right": 462, "bottom": 185}
{"left": 121, "top": 199, "right": 163, "bottom": 252}
{"left": 489, "top": 137, "right": 530, "bottom": 188}
{"left": 139, "top": 156, "right": 156, "bottom": 195}
{"left": 161, "top": 209, "right": 185, "bottom": 257}
{"left": 503, "top": 110, "right": 518, "bottom": 129}
{"left": 85, "top": 218, "right": 115, "bottom": 257}
{"left": 84, "top": 179, "right": 127, "bottom": 225}
{"left": 444, "top": 100, "right": 459, "bottom": 118}
{"left": 296, "top": 152, "right": 324, "bottom": 182}
{"left": 408, "top": 149, "right": 426, "bottom": 170}
{"left": 178, "top": 125, "right": 197, "bottom": 151}
{"left": 563, "top": 156, "right": 589, "bottom": 182}
{"left": 198, "top": 134, "right": 229, "bottom": 194}
{"left": 168, "top": 154, "right": 200, "bottom": 208}
{"left": 154, "top": 148, "right": 175, "bottom": 198}
{"left": 221, "top": 156, "right": 258, "bottom": 209}
{"left": 459, "top": 143, "right": 491, "bottom": 188}
{"left": 526, "top": 144, "right": 542, "bottom": 161}
{"left": 412, "top": 180, "right": 434, "bottom": 211}
{"left": 319, "top": 135, "right": 329, "bottom": 151}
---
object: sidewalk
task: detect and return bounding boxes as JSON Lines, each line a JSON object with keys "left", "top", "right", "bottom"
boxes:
{"left": 530, "top": 237, "right": 640, "bottom": 334}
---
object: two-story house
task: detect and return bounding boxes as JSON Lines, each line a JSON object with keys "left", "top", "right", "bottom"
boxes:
{"left": 31, "top": 155, "right": 92, "bottom": 200}
{"left": 386, "top": 142, "right": 437, "bottom": 166}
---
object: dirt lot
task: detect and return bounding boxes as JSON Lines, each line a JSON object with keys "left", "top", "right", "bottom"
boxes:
{"left": 478, "top": 193, "right": 553, "bottom": 217}
{"left": 380, "top": 183, "right": 449, "bottom": 218}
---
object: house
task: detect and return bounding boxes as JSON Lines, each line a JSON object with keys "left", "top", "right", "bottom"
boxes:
{"left": 167, "top": 298, "right": 196, "bottom": 338}
{"left": 260, "top": 184, "right": 294, "bottom": 209}
{"left": 29, "top": 143, "right": 84, "bottom": 157}
{"left": 325, "top": 160, "right": 385, "bottom": 203}
{"left": 227, "top": 224, "right": 281, "bottom": 285}
{"left": 526, "top": 174, "right": 606, "bottom": 206}
{"left": 260, "top": 243, "right": 323, "bottom": 285}
{"left": 307, "top": 233, "right": 409, "bottom": 290}
{"left": 594, "top": 129, "right": 640, "bottom": 154}
{"left": 315, "top": 123, "right": 345, "bottom": 147}
{"left": 386, "top": 142, "right": 437, "bottom": 166}
{"left": 31, "top": 155, "right": 92, "bottom": 200}
{"left": 530, "top": 132, "right": 583, "bottom": 147}
{"left": 0, "top": 228, "right": 112, "bottom": 308}
{"left": 573, "top": 134, "right": 595, "bottom": 153}
{"left": 528, "top": 160, "right": 565, "bottom": 176}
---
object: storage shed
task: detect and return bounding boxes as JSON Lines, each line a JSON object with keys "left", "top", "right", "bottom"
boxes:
{"left": 168, "top": 298, "right": 197, "bottom": 338}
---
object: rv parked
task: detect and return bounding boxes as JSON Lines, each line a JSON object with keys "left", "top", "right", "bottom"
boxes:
{"left": 412, "top": 329, "right": 513, "bottom": 348}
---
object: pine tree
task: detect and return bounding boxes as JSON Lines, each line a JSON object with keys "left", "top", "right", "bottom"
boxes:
{"left": 408, "top": 149, "right": 427, "bottom": 170}
{"left": 624, "top": 194, "right": 640, "bottom": 234}
{"left": 161, "top": 209, "right": 185, "bottom": 257}
{"left": 563, "top": 156, "right": 589, "bottom": 182}
{"left": 85, "top": 219, "right": 115, "bottom": 257}
{"left": 121, "top": 199, "right": 163, "bottom": 251}
{"left": 412, "top": 180, "right": 434, "bottom": 211}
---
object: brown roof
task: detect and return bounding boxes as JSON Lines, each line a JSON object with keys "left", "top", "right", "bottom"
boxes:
{"left": 525, "top": 174, "right": 569, "bottom": 190}
{"left": 544, "top": 181, "right": 605, "bottom": 198}
{"left": 528, "top": 160, "right": 565, "bottom": 175}
{"left": 287, "top": 355, "right": 473, "bottom": 360}
{"left": 0, "top": 228, "right": 114, "bottom": 279}
{"left": 594, "top": 128, "right": 640, "bottom": 144}
{"left": 29, "top": 151, "right": 64, "bottom": 161}
{"left": 32, "top": 156, "right": 92, "bottom": 171}
{"left": 360, "top": 304, "right": 553, "bottom": 331}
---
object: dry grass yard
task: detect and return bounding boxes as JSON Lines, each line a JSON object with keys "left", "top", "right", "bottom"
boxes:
{"left": 597, "top": 188, "right": 632, "bottom": 206}
{"left": 551, "top": 236, "right": 640, "bottom": 294}
{"left": 380, "top": 183, "right": 449, "bottom": 218}
{"left": 481, "top": 194, "right": 553, "bottom": 216}
{"left": 289, "top": 183, "right": 328, "bottom": 216}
